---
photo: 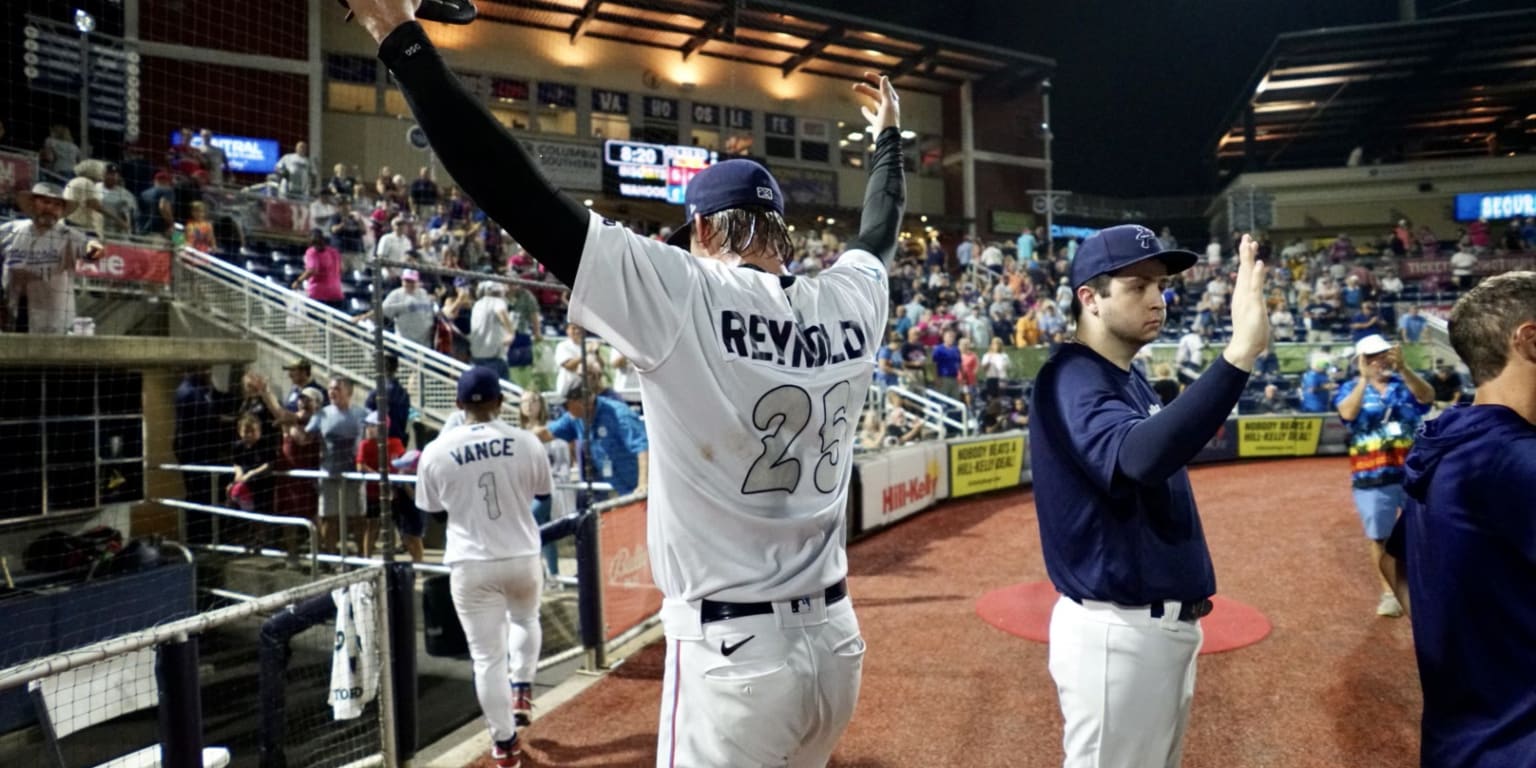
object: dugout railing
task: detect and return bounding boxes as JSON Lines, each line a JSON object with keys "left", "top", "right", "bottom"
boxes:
{"left": 171, "top": 247, "right": 523, "bottom": 428}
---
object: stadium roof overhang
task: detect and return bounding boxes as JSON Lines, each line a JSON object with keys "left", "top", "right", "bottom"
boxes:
{"left": 1211, "top": 9, "right": 1536, "bottom": 173}
{"left": 478, "top": 0, "right": 1055, "bottom": 94}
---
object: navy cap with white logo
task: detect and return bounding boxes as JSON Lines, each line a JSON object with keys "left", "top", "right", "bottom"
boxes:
{"left": 457, "top": 366, "right": 503, "bottom": 404}
{"left": 664, "top": 159, "right": 784, "bottom": 248}
{"left": 1068, "top": 224, "right": 1200, "bottom": 289}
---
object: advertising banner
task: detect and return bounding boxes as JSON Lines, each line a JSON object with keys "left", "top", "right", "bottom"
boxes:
{"left": 76, "top": 242, "right": 172, "bottom": 285}
{"left": 520, "top": 138, "right": 601, "bottom": 192}
{"left": 598, "top": 498, "right": 662, "bottom": 642}
{"left": 948, "top": 433, "right": 1025, "bottom": 498}
{"left": 856, "top": 443, "right": 947, "bottom": 532}
{"left": 1237, "top": 416, "right": 1325, "bottom": 458}
{"left": 1399, "top": 256, "right": 1536, "bottom": 278}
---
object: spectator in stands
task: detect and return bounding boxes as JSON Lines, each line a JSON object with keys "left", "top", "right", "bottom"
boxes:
{"left": 980, "top": 337, "right": 1010, "bottom": 399}
{"left": 1429, "top": 360, "right": 1467, "bottom": 409}
{"left": 354, "top": 410, "right": 404, "bottom": 560}
{"left": 1417, "top": 225, "right": 1441, "bottom": 259}
{"left": 1017, "top": 228, "right": 1037, "bottom": 266}
{"left": 271, "top": 386, "right": 322, "bottom": 563}
{"left": 540, "top": 380, "right": 648, "bottom": 496}
{"left": 469, "top": 280, "right": 515, "bottom": 379}
{"left": 326, "top": 163, "right": 356, "bottom": 200}
{"left": 275, "top": 141, "right": 316, "bottom": 199}
{"left": 308, "top": 376, "right": 367, "bottom": 555}
{"left": 1037, "top": 302, "right": 1066, "bottom": 347}
{"left": 1378, "top": 266, "right": 1403, "bottom": 301}
{"left": 360, "top": 268, "right": 437, "bottom": 349}
{"left": 97, "top": 163, "right": 138, "bottom": 235}
{"left": 518, "top": 390, "right": 569, "bottom": 578}
{"left": 1330, "top": 232, "right": 1357, "bottom": 263}
{"left": 1151, "top": 363, "right": 1180, "bottom": 406}
{"left": 553, "top": 321, "right": 592, "bottom": 395}
{"left": 859, "top": 410, "right": 889, "bottom": 450}
{"left": 2, "top": 182, "right": 105, "bottom": 334}
{"left": 294, "top": 229, "right": 346, "bottom": 312}
{"left": 374, "top": 166, "right": 397, "bottom": 202}
{"left": 1502, "top": 222, "right": 1525, "bottom": 252}
{"left": 1205, "top": 236, "right": 1223, "bottom": 266}
{"left": 281, "top": 358, "right": 329, "bottom": 412}
{"left": 1522, "top": 217, "right": 1536, "bottom": 250}
{"left": 308, "top": 189, "right": 340, "bottom": 232}
{"left": 1006, "top": 396, "right": 1029, "bottom": 431}
{"left": 1468, "top": 218, "right": 1490, "bottom": 252}
{"left": 228, "top": 414, "right": 277, "bottom": 551}
{"left": 364, "top": 353, "right": 413, "bottom": 445}
{"left": 1450, "top": 244, "right": 1479, "bottom": 290}
{"left": 1334, "top": 334, "right": 1433, "bottom": 618}
{"left": 441, "top": 277, "right": 475, "bottom": 361}
{"left": 883, "top": 390, "right": 925, "bottom": 445}
{"left": 1270, "top": 301, "right": 1297, "bottom": 342}
{"left": 138, "top": 172, "right": 176, "bottom": 235}
{"left": 900, "top": 326, "right": 930, "bottom": 388}
{"left": 1300, "top": 356, "right": 1337, "bottom": 413}
{"left": 331, "top": 209, "right": 367, "bottom": 257}
{"left": 1398, "top": 305, "right": 1427, "bottom": 344}
{"left": 43, "top": 125, "right": 80, "bottom": 176}
{"left": 1014, "top": 308, "right": 1041, "bottom": 348}
{"left": 195, "top": 129, "right": 228, "bottom": 186}
{"left": 184, "top": 201, "right": 216, "bottom": 253}
{"left": 932, "top": 329, "right": 963, "bottom": 401}
{"left": 1175, "top": 325, "right": 1206, "bottom": 387}
{"left": 374, "top": 216, "right": 413, "bottom": 276}
{"left": 958, "top": 337, "right": 979, "bottom": 406}
{"left": 64, "top": 160, "right": 105, "bottom": 234}
{"left": 504, "top": 282, "right": 541, "bottom": 370}
{"left": 1350, "top": 300, "right": 1387, "bottom": 343}
{"left": 409, "top": 166, "right": 439, "bottom": 217}
{"left": 1341, "top": 275, "right": 1366, "bottom": 311}
{"left": 235, "top": 370, "right": 287, "bottom": 458}
{"left": 1252, "top": 384, "right": 1288, "bottom": 414}
{"left": 873, "top": 332, "right": 901, "bottom": 390}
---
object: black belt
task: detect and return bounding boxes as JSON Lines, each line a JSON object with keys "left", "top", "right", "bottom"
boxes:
{"left": 700, "top": 580, "right": 848, "bottom": 624}
{"left": 1070, "top": 596, "right": 1213, "bottom": 623}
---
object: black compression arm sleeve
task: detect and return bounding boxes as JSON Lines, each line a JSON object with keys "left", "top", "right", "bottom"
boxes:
{"left": 1116, "top": 357, "right": 1249, "bottom": 485}
{"left": 844, "top": 127, "right": 906, "bottom": 261}
{"left": 378, "top": 22, "right": 588, "bottom": 284}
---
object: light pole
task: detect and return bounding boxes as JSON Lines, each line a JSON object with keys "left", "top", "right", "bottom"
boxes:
{"left": 74, "top": 9, "right": 95, "bottom": 159}
{"left": 1040, "top": 77, "right": 1054, "bottom": 254}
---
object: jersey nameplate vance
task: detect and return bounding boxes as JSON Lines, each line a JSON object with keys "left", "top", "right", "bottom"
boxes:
{"left": 718, "top": 309, "right": 870, "bottom": 370}
{"left": 448, "top": 437, "right": 519, "bottom": 466}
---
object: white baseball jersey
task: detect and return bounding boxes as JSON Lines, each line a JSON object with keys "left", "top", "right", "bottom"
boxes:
{"left": 416, "top": 419, "right": 551, "bottom": 565}
{"left": 568, "top": 212, "right": 888, "bottom": 603}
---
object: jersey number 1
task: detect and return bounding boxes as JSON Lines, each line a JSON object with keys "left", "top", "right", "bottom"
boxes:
{"left": 479, "top": 472, "right": 501, "bottom": 519}
{"left": 742, "top": 382, "right": 852, "bottom": 495}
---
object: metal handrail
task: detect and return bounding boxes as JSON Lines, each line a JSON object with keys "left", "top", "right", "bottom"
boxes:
{"left": 157, "top": 498, "right": 322, "bottom": 576}
{"left": 172, "top": 247, "right": 523, "bottom": 428}
{"left": 922, "top": 386, "right": 975, "bottom": 436}
{"left": 888, "top": 385, "right": 969, "bottom": 437}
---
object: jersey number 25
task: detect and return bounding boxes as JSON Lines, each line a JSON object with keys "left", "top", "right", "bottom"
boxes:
{"left": 742, "top": 382, "right": 852, "bottom": 496}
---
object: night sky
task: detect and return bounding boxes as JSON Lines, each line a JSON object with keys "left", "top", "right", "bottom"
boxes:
{"left": 798, "top": 0, "right": 1531, "bottom": 198}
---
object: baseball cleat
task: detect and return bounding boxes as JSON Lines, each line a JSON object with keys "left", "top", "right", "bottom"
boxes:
{"left": 512, "top": 683, "right": 534, "bottom": 727}
{"left": 336, "top": 0, "right": 478, "bottom": 25}
{"left": 491, "top": 737, "right": 521, "bottom": 768}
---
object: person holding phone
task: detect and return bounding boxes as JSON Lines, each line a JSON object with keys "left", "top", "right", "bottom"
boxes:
{"left": 1333, "top": 333, "right": 1433, "bottom": 618}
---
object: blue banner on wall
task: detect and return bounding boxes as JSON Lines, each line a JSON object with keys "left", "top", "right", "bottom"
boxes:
{"left": 1454, "top": 190, "right": 1536, "bottom": 222}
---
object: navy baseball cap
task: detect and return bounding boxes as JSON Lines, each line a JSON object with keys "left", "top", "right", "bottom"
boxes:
{"left": 457, "top": 366, "right": 503, "bottom": 404}
{"left": 664, "top": 159, "right": 784, "bottom": 249}
{"left": 1069, "top": 224, "right": 1200, "bottom": 289}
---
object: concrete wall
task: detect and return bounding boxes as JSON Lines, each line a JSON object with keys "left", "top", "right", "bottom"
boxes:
{"left": 1212, "top": 155, "right": 1536, "bottom": 239}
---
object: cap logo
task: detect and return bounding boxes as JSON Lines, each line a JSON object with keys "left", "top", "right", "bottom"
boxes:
{"left": 756, "top": 187, "right": 774, "bottom": 201}
{"left": 1134, "top": 226, "right": 1158, "bottom": 250}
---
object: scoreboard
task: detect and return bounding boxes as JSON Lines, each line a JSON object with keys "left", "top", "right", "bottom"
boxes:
{"left": 602, "top": 139, "right": 716, "bottom": 204}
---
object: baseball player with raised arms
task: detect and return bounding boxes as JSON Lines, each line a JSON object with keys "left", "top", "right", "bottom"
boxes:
{"left": 415, "top": 367, "right": 551, "bottom": 768}
{"left": 344, "top": 3, "right": 904, "bottom": 763}
{"left": 1029, "top": 227, "right": 1269, "bottom": 767}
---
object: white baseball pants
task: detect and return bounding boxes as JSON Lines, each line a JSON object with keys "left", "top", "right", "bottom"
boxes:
{"left": 1048, "top": 595, "right": 1203, "bottom": 768}
{"left": 449, "top": 555, "right": 543, "bottom": 742}
{"left": 655, "top": 595, "right": 865, "bottom": 768}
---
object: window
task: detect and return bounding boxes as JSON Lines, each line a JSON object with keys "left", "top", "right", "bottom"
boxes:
{"left": 592, "top": 114, "right": 631, "bottom": 140}
{"left": 492, "top": 109, "right": 531, "bottom": 131}
{"left": 383, "top": 89, "right": 411, "bottom": 118}
{"left": 800, "top": 142, "right": 829, "bottom": 163}
{"left": 326, "top": 53, "right": 378, "bottom": 114}
{"left": 690, "top": 128, "right": 721, "bottom": 150}
{"left": 328, "top": 83, "right": 377, "bottom": 113}
{"left": 537, "top": 82, "right": 578, "bottom": 136}
{"left": 636, "top": 123, "right": 679, "bottom": 145}
{"left": 491, "top": 78, "right": 531, "bottom": 132}
{"left": 766, "top": 136, "right": 796, "bottom": 159}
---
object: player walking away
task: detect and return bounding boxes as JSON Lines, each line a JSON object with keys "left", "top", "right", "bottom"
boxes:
{"left": 343, "top": 3, "right": 904, "bottom": 763}
{"left": 1381, "top": 272, "right": 1536, "bottom": 768}
{"left": 415, "top": 367, "right": 551, "bottom": 768}
{"left": 1, "top": 182, "right": 103, "bottom": 333}
{"left": 1029, "top": 226, "right": 1270, "bottom": 768}
{"left": 1332, "top": 333, "right": 1432, "bottom": 618}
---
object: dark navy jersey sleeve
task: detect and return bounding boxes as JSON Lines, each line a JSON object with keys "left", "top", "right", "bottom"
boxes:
{"left": 1028, "top": 344, "right": 1218, "bottom": 604}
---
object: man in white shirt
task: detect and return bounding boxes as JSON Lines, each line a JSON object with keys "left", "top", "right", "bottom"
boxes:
{"left": 275, "top": 141, "right": 317, "bottom": 199}
{"left": 2, "top": 183, "right": 103, "bottom": 333}
{"left": 1176, "top": 326, "right": 1207, "bottom": 387}
{"left": 356, "top": 268, "right": 438, "bottom": 348}
{"left": 197, "top": 129, "right": 228, "bottom": 186}
{"left": 552, "top": 322, "right": 590, "bottom": 396}
{"left": 415, "top": 367, "right": 551, "bottom": 767}
{"left": 374, "top": 216, "right": 413, "bottom": 277}
{"left": 97, "top": 164, "right": 138, "bottom": 235}
{"left": 1450, "top": 247, "right": 1478, "bottom": 290}
{"left": 469, "top": 281, "right": 515, "bottom": 379}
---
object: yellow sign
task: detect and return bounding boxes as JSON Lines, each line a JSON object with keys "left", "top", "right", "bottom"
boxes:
{"left": 949, "top": 435, "right": 1025, "bottom": 497}
{"left": 1237, "top": 417, "right": 1324, "bottom": 457}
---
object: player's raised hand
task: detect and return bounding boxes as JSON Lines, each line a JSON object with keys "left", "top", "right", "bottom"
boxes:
{"left": 853, "top": 72, "right": 901, "bottom": 135}
{"left": 1222, "top": 233, "right": 1270, "bottom": 371}
{"left": 341, "top": 0, "right": 420, "bottom": 43}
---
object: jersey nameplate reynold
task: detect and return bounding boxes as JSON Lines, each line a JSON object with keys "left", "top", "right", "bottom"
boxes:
{"left": 718, "top": 310, "right": 869, "bottom": 370}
